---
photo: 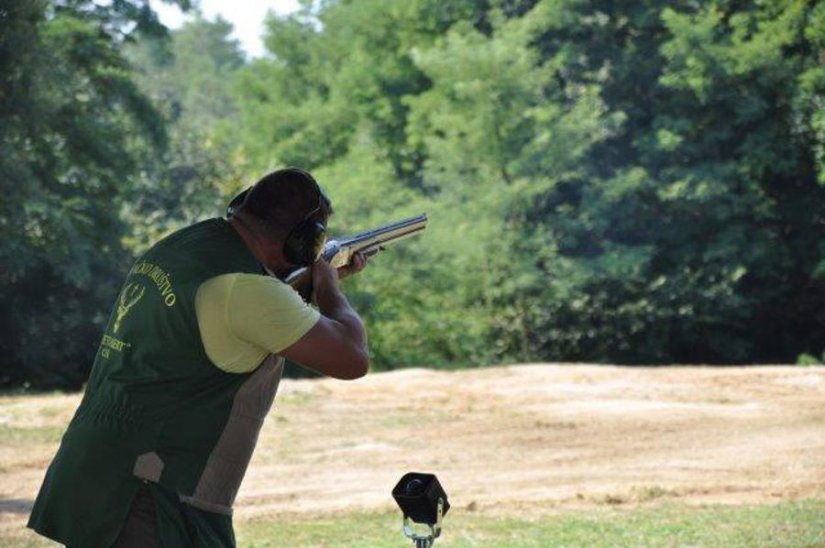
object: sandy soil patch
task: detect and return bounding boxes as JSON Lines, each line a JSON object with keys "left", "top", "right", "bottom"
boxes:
{"left": 1, "top": 364, "right": 823, "bottom": 530}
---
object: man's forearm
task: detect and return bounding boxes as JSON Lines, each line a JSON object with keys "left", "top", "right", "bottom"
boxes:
{"left": 314, "top": 283, "right": 368, "bottom": 350}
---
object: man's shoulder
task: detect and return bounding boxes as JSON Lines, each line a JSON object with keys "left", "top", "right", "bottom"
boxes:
{"left": 198, "top": 273, "right": 310, "bottom": 323}
{"left": 136, "top": 218, "right": 260, "bottom": 280}
{"left": 151, "top": 218, "right": 228, "bottom": 250}
{"left": 200, "top": 272, "right": 293, "bottom": 302}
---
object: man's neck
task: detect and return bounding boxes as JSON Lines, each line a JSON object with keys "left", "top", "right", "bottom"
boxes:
{"left": 228, "top": 215, "right": 294, "bottom": 280}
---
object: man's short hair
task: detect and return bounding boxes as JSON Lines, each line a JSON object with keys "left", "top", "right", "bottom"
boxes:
{"left": 238, "top": 168, "right": 332, "bottom": 238}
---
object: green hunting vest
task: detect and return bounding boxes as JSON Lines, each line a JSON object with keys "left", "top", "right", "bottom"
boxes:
{"left": 28, "top": 218, "right": 285, "bottom": 547}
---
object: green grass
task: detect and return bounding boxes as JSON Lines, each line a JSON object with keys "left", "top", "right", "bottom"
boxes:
{"left": 0, "top": 424, "right": 63, "bottom": 445}
{"left": 9, "top": 500, "right": 824, "bottom": 547}
{"left": 235, "top": 500, "right": 825, "bottom": 547}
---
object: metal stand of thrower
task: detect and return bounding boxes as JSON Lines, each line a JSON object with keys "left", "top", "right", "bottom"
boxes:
{"left": 402, "top": 497, "right": 444, "bottom": 548}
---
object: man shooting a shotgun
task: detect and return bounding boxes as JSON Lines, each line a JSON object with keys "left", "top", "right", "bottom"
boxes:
{"left": 28, "top": 167, "right": 423, "bottom": 547}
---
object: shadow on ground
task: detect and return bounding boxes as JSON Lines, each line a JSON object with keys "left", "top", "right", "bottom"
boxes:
{"left": 0, "top": 499, "right": 33, "bottom": 514}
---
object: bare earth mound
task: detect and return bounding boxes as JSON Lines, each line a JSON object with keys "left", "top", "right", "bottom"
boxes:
{"left": 1, "top": 364, "right": 823, "bottom": 531}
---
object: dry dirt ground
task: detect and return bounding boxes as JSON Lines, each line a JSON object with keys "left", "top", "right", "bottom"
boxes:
{"left": 1, "top": 364, "right": 823, "bottom": 534}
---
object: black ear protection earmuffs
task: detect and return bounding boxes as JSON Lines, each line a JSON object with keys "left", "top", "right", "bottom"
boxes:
{"left": 227, "top": 176, "right": 330, "bottom": 267}
{"left": 281, "top": 186, "right": 328, "bottom": 267}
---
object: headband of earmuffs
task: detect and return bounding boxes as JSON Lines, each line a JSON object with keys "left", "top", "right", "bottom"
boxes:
{"left": 226, "top": 175, "right": 330, "bottom": 267}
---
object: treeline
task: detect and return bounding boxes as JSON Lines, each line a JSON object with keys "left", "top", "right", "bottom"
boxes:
{"left": 1, "top": 0, "right": 823, "bottom": 389}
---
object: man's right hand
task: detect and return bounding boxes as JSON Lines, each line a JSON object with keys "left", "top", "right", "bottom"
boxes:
{"left": 279, "top": 258, "right": 369, "bottom": 380}
{"left": 310, "top": 256, "right": 341, "bottom": 298}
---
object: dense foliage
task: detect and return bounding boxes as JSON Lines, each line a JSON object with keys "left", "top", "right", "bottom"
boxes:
{"left": 0, "top": 0, "right": 188, "bottom": 388}
{"left": 1, "top": 0, "right": 823, "bottom": 388}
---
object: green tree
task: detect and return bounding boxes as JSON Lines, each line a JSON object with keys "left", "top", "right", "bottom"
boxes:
{"left": 12, "top": 0, "right": 821, "bottom": 385}
{"left": 647, "top": 1, "right": 825, "bottom": 361}
{"left": 237, "top": 0, "right": 825, "bottom": 367}
{"left": 125, "top": 15, "right": 248, "bottom": 251}
{"left": 404, "top": 9, "right": 621, "bottom": 363}
{"left": 517, "top": 0, "right": 825, "bottom": 363}
{"left": 0, "top": 0, "right": 188, "bottom": 388}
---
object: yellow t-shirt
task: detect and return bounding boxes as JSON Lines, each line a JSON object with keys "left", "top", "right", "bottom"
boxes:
{"left": 195, "top": 273, "right": 320, "bottom": 373}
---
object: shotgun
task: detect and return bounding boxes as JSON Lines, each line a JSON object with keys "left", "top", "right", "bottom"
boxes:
{"left": 285, "top": 213, "right": 428, "bottom": 285}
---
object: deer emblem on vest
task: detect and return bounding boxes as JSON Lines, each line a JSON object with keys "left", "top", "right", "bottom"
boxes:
{"left": 114, "top": 283, "right": 146, "bottom": 333}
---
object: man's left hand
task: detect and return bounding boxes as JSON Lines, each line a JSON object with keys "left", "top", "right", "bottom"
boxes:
{"left": 337, "top": 252, "right": 368, "bottom": 280}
